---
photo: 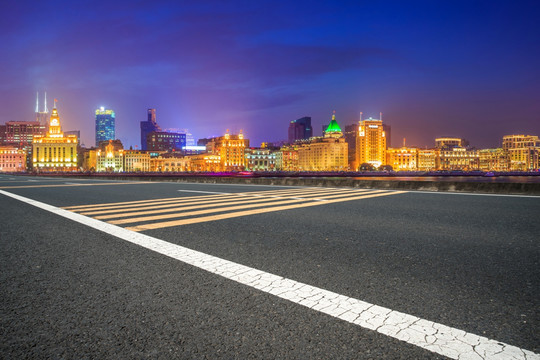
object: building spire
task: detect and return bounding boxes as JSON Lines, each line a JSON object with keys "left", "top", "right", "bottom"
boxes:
{"left": 44, "top": 92, "right": 48, "bottom": 113}
{"left": 36, "top": 92, "right": 39, "bottom": 113}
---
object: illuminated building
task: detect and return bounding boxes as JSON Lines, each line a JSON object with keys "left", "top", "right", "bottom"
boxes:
{"left": 356, "top": 116, "right": 387, "bottom": 169}
{"left": 435, "top": 137, "right": 464, "bottom": 149}
{"left": 188, "top": 153, "right": 221, "bottom": 172}
{"left": 96, "top": 140, "right": 124, "bottom": 172}
{"left": 35, "top": 92, "right": 49, "bottom": 126}
{"left": 146, "top": 131, "right": 186, "bottom": 152}
{"left": 386, "top": 147, "right": 418, "bottom": 171}
{"left": 0, "top": 146, "right": 26, "bottom": 172}
{"left": 81, "top": 147, "right": 98, "bottom": 172}
{"left": 140, "top": 108, "right": 161, "bottom": 150}
{"left": 123, "top": 150, "right": 150, "bottom": 172}
{"left": 95, "top": 107, "right": 115, "bottom": 146}
{"left": 32, "top": 102, "right": 78, "bottom": 171}
{"left": 209, "top": 130, "right": 249, "bottom": 171}
{"left": 288, "top": 116, "right": 312, "bottom": 144}
{"left": 417, "top": 149, "right": 437, "bottom": 171}
{"left": 502, "top": 135, "right": 540, "bottom": 171}
{"left": 479, "top": 148, "right": 509, "bottom": 172}
{"left": 151, "top": 154, "right": 191, "bottom": 172}
{"left": 245, "top": 148, "right": 276, "bottom": 171}
{"left": 437, "top": 147, "right": 479, "bottom": 171}
{"left": 276, "top": 145, "right": 299, "bottom": 171}
{"left": 297, "top": 112, "right": 348, "bottom": 171}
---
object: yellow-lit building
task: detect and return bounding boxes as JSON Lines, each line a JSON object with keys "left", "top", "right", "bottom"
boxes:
{"left": 357, "top": 116, "right": 387, "bottom": 169}
{"left": 386, "top": 147, "right": 418, "bottom": 171}
{"left": 297, "top": 113, "right": 348, "bottom": 171}
{"left": 151, "top": 154, "right": 191, "bottom": 172}
{"left": 276, "top": 145, "right": 299, "bottom": 171}
{"left": 96, "top": 140, "right": 124, "bottom": 172}
{"left": 502, "top": 134, "right": 540, "bottom": 171}
{"left": 32, "top": 103, "right": 78, "bottom": 171}
{"left": 479, "top": 148, "right": 509, "bottom": 172}
{"left": 209, "top": 130, "right": 249, "bottom": 171}
{"left": 123, "top": 150, "right": 150, "bottom": 172}
{"left": 437, "top": 147, "right": 479, "bottom": 171}
{"left": 435, "top": 137, "right": 463, "bottom": 149}
{"left": 188, "top": 154, "right": 221, "bottom": 172}
{"left": 0, "top": 146, "right": 26, "bottom": 172}
{"left": 417, "top": 149, "right": 437, "bottom": 171}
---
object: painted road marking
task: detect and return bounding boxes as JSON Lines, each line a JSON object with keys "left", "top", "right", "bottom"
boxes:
{"left": 79, "top": 188, "right": 356, "bottom": 216}
{"left": 102, "top": 190, "right": 379, "bottom": 224}
{"left": 68, "top": 188, "right": 385, "bottom": 230}
{"left": 63, "top": 187, "right": 342, "bottom": 210}
{"left": 0, "top": 188, "right": 537, "bottom": 360}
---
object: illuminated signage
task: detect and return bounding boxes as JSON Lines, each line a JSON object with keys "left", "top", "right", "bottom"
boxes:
{"left": 368, "top": 125, "right": 379, "bottom": 129}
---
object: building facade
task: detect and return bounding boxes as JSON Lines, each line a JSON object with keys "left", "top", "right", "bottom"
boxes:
{"left": 95, "top": 107, "right": 115, "bottom": 146}
{"left": 245, "top": 148, "right": 276, "bottom": 171}
{"left": 502, "top": 135, "right": 540, "bottom": 171}
{"left": 32, "top": 104, "right": 78, "bottom": 172}
{"left": 0, "top": 146, "right": 26, "bottom": 172}
{"left": 209, "top": 130, "right": 249, "bottom": 171}
{"left": 479, "top": 148, "right": 509, "bottom": 172}
{"left": 123, "top": 150, "right": 150, "bottom": 172}
{"left": 96, "top": 140, "right": 124, "bottom": 172}
{"left": 386, "top": 147, "right": 418, "bottom": 171}
{"left": 356, "top": 117, "right": 387, "bottom": 169}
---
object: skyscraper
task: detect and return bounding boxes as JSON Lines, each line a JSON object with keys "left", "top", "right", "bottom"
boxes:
{"left": 95, "top": 107, "right": 115, "bottom": 146}
{"left": 140, "top": 108, "right": 161, "bottom": 150}
{"left": 356, "top": 115, "right": 387, "bottom": 169}
{"left": 288, "top": 116, "right": 312, "bottom": 144}
{"left": 35, "top": 92, "right": 49, "bottom": 126}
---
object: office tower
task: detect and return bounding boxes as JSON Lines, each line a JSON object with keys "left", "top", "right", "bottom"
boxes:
{"left": 32, "top": 101, "right": 78, "bottom": 171}
{"left": 35, "top": 92, "right": 49, "bottom": 126}
{"left": 288, "top": 116, "right": 312, "bottom": 143}
{"left": 146, "top": 131, "right": 187, "bottom": 152}
{"left": 140, "top": 108, "right": 161, "bottom": 150}
{"left": 356, "top": 115, "right": 387, "bottom": 168}
{"left": 95, "top": 107, "right": 115, "bottom": 146}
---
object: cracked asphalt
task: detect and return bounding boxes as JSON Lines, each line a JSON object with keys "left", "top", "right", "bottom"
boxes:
{"left": 0, "top": 175, "right": 538, "bottom": 359}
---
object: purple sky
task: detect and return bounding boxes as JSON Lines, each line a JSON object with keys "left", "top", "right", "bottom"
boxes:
{"left": 1, "top": 0, "right": 539, "bottom": 148}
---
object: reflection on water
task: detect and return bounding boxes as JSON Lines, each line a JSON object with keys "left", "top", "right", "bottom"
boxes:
{"left": 349, "top": 176, "right": 540, "bottom": 183}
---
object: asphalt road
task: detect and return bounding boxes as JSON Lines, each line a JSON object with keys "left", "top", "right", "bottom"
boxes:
{"left": 0, "top": 174, "right": 538, "bottom": 359}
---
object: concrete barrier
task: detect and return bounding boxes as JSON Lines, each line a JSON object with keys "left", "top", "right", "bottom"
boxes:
{"left": 43, "top": 174, "right": 540, "bottom": 195}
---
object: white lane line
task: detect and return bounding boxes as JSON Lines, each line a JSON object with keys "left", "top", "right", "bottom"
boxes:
{"left": 178, "top": 190, "right": 234, "bottom": 195}
{"left": 408, "top": 190, "right": 540, "bottom": 199}
{"left": 0, "top": 189, "right": 537, "bottom": 360}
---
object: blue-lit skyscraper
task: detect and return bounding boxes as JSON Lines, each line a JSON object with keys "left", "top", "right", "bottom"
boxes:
{"left": 95, "top": 107, "right": 116, "bottom": 146}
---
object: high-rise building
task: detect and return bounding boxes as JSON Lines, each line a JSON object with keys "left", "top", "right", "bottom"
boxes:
{"left": 140, "top": 108, "right": 161, "bottom": 150}
{"left": 32, "top": 101, "right": 78, "bottom": 171}
{"left": 95, "top": 107, "right": 115, "bottom": 146}
{"left": 288, "top": 116, "right": 312, "bottom": 144}
{"left": 35, "top": 92, "right": 49, "bottom": 126}
{"left": 356, "top": 116, "right": 387, "bottom": 169}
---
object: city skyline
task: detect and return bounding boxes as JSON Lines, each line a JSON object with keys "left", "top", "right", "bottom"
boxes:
{"left": 1, "top": 1, "right": 539, "bottom": 149}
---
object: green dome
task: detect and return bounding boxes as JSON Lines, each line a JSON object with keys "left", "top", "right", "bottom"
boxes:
{"left": 325, "top": 112, "right": 342, "bottom": 132}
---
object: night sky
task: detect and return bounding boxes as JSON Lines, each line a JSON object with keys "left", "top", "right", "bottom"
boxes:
{"left": 1, "top": 0, "right": 539, "bottom": 149}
